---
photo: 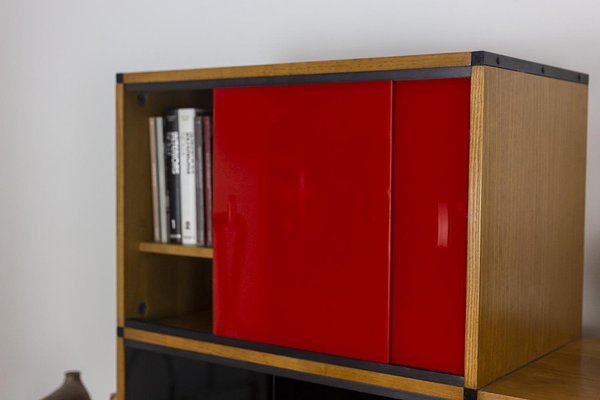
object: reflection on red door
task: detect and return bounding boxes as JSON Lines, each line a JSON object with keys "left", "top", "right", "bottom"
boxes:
{"left": 213, "top": 81, "right": 393, "bottom": 363}
{"left": 391, "top": 78, "right": 470, "bottom": 375}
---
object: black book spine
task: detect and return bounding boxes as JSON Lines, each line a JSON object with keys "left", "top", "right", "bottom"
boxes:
{"left": 165, "top": 110, "right": 182, "bottom": 243}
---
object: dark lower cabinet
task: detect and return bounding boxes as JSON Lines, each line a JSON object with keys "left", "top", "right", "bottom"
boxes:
{"left": 126, "top": 346, "right": 399, "bottom": 400}
{"left": 126, "top": 346, "right": 271, "bottom": 400}
{"left": 274, "top": 377, "right": 395, "bottom": 400}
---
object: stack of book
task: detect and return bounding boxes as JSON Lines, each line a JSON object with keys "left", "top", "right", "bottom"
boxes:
{"left": 148, "top": 108, "right": 213, "bottom": 246}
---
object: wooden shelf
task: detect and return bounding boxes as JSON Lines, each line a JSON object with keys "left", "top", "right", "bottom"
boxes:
{"left": 122, "top": 326, "right": 465, "bottom": 400}
{"left": 138, "top": 242, "right": 214, "bottom": 259}
{"left": 155, "top": 312, "right": 213, "bottom": 334}
{"left": 478, "top": 337, "right": 600, "bottom": 400}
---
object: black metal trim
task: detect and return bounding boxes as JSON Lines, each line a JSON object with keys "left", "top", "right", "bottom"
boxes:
{"left": 463, "top": 388, "right": 477, "bottom": 400}
{"left": 116, "top": 73, "right": 124, "bottom": 84}
{"left": 125, "top": 318, "right": 463, "bottom": 387}
{"left": 471, "top": 51, "right": 588, "bottom": 84}
{"left": 123, "top": 67, "right": 471, "bottom": 92}
{"left": 117, "top": 326, "right": 124, "bottom": 337}
{"left": 126, "top": 340, "right": 449, "bottom": 400}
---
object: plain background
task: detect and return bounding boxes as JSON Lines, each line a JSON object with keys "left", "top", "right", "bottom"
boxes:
{"left": 0, "top": 0, "right": 598, "bottom": 398}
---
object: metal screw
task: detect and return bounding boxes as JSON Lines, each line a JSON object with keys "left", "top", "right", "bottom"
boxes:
{"left": 137, "top": 93, "right": 147, "bottom": 107}
{"left": 137, "top": 302, "right": 148, "bottom": 316}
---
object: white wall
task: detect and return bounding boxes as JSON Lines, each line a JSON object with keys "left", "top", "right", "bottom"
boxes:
{"left": 0, "top": 0, "right": 598, "bottom": 398}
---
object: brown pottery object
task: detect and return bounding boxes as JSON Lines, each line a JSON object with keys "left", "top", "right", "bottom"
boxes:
{"left": 41, "top": 371, "right": 91, "bottom": 400}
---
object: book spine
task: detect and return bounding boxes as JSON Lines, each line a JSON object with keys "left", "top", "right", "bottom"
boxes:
{"left": 155, "top": 117, "right": 169, "bottom": 243}
{"left": 148, "top": 117, "right": 160, "bottom": 242}
{"left": 178, "top": 108, "right": 198, "bottom": 245}
{"left": 203, "top": 115, "right": 213, "bottom": 247}
{"left": 194, "top": 116, "right": 206, "bottom": 246}
{"left": 165, "top": 110, "right": 182, "bottom": 243}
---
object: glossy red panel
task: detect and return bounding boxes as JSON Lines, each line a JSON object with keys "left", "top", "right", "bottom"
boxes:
{"left": 391, "top": 78, "right": 470, "bottom": 375}
{"left": 213, "top": 81, "right": 392, "bottom": 363}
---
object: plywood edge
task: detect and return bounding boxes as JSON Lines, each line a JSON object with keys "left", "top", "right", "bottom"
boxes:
{"left": 122, "top": 52, "right": 472, "bottom": 84}
{"left": 123, "top": 328, "right": 464, "bottom": 400}
{"left": 478, "top": 392, "right": 523, "bottom": 400}
{"left": 465, "top": 65, "right": 486, "bottom": 388}
{"left": 117, "top": 336, "right": 125, "bottom": 400}
{"left": 138, "top": 242, "right": 214, "bottom": 259}
{"left": 116, "top": 83, "right": 125, "bottom": 327}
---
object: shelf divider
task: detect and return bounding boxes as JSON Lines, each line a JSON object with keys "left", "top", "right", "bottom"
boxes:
{"left": 139, "top": 242, "right": 214, "bottom": 259}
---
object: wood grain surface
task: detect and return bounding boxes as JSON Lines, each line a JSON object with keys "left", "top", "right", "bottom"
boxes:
{"left": 138, "top": 242, "right": 214, "bottom": 259}
{"left": 124, "top": 328, "right": 465, "bottom": 400}
{"left": 117, "top": 337, "right": 125, "bottom": 400}
{"left": 465, "top": 66, "right": 588, "bottom": 388}
{"left": 122, "top": 52, "right": 472, "bottom": 84}
{"left": 479, "top": 338, "right": 600, "bottom": 400}
{"left": 116, "top": 84, "right": 125, "bottom": 327}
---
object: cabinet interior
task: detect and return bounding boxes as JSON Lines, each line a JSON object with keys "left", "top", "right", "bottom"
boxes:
{"left": 123, "top": 88, "right": 214, "bottom": 333}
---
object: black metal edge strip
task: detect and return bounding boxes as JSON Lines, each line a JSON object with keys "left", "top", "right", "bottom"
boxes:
{"left": 463, "top": 388, "right": 477, "bottom": 400}
{"left": 124, "top": 319, "right": 463, "bottom": 387}
{"left": 117, "top": 326, "right": 124, "bottom": 337}
{"left": 125, "top": 340, "right": 451, "bottom": 400}
{"left": 116, "top": 73, "right": 124, "bottom": 84}
{"left": 123, "top": 66, "right": 471, "bottom": 92}
{"left": 471, "top": 51, "right": 588, "bottom": 84}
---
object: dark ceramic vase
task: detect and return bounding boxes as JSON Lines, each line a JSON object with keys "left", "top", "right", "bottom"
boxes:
{"left": 41, "top": 371, "right": 91, "bottom": 400}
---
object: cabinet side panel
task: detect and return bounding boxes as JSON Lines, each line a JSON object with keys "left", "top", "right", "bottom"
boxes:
{"left": 116, "top": 83, "right": 126, "bottom": 399}
{"left": 213, "top": 81, "right": 393, "bottom": 363}
{"left": 117, "top": 337, "right": 125, "bottom": 400}
{"left": 391, "top": 78, "right": 471, "bottom": 375}
{"left": 467, "top": 66, "right": 588, "bottom": 387}
{"left": 117, "top": 84, "right": 125, "bottom": 327}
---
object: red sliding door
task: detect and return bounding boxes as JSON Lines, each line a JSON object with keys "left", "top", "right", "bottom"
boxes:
{"left": 391, "top": 78, "right": 470, "bottom": 374}
{"left": 213, "top": 81, "right": 393, "bottom": 363}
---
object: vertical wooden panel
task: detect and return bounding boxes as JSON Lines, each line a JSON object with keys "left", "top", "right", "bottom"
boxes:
{"left": 116, "top": 83, "right": 125, "bottom": 327}
{"left": 465, "top": 66, "right": 588, "bottom": 388}
{"left": 465, "top": 67, "right": 485, "bottom": 387}
{"left": 117, "top": 337, "right": 125, "bottom": 400}
{"left": 116, "top": 84, "right": 126, "bottom": 399}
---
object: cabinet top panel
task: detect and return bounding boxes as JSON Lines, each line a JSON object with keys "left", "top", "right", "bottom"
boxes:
{"left": 118, "top": 51, "right": 588, "bottom": 87}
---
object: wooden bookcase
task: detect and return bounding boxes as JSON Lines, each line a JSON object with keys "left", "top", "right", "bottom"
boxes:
{"left": 116, "top": 51, "right": 591, "bottom": 400}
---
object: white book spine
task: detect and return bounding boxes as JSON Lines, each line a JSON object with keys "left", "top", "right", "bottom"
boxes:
{"left": 178, "top": 108, "right": 198, "bottom": 244}
{"left": 155, "top": 117, "right": 169, "bottom": 243}
{"left": 149, "top": 117, "right": 160, "bottom": 242}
